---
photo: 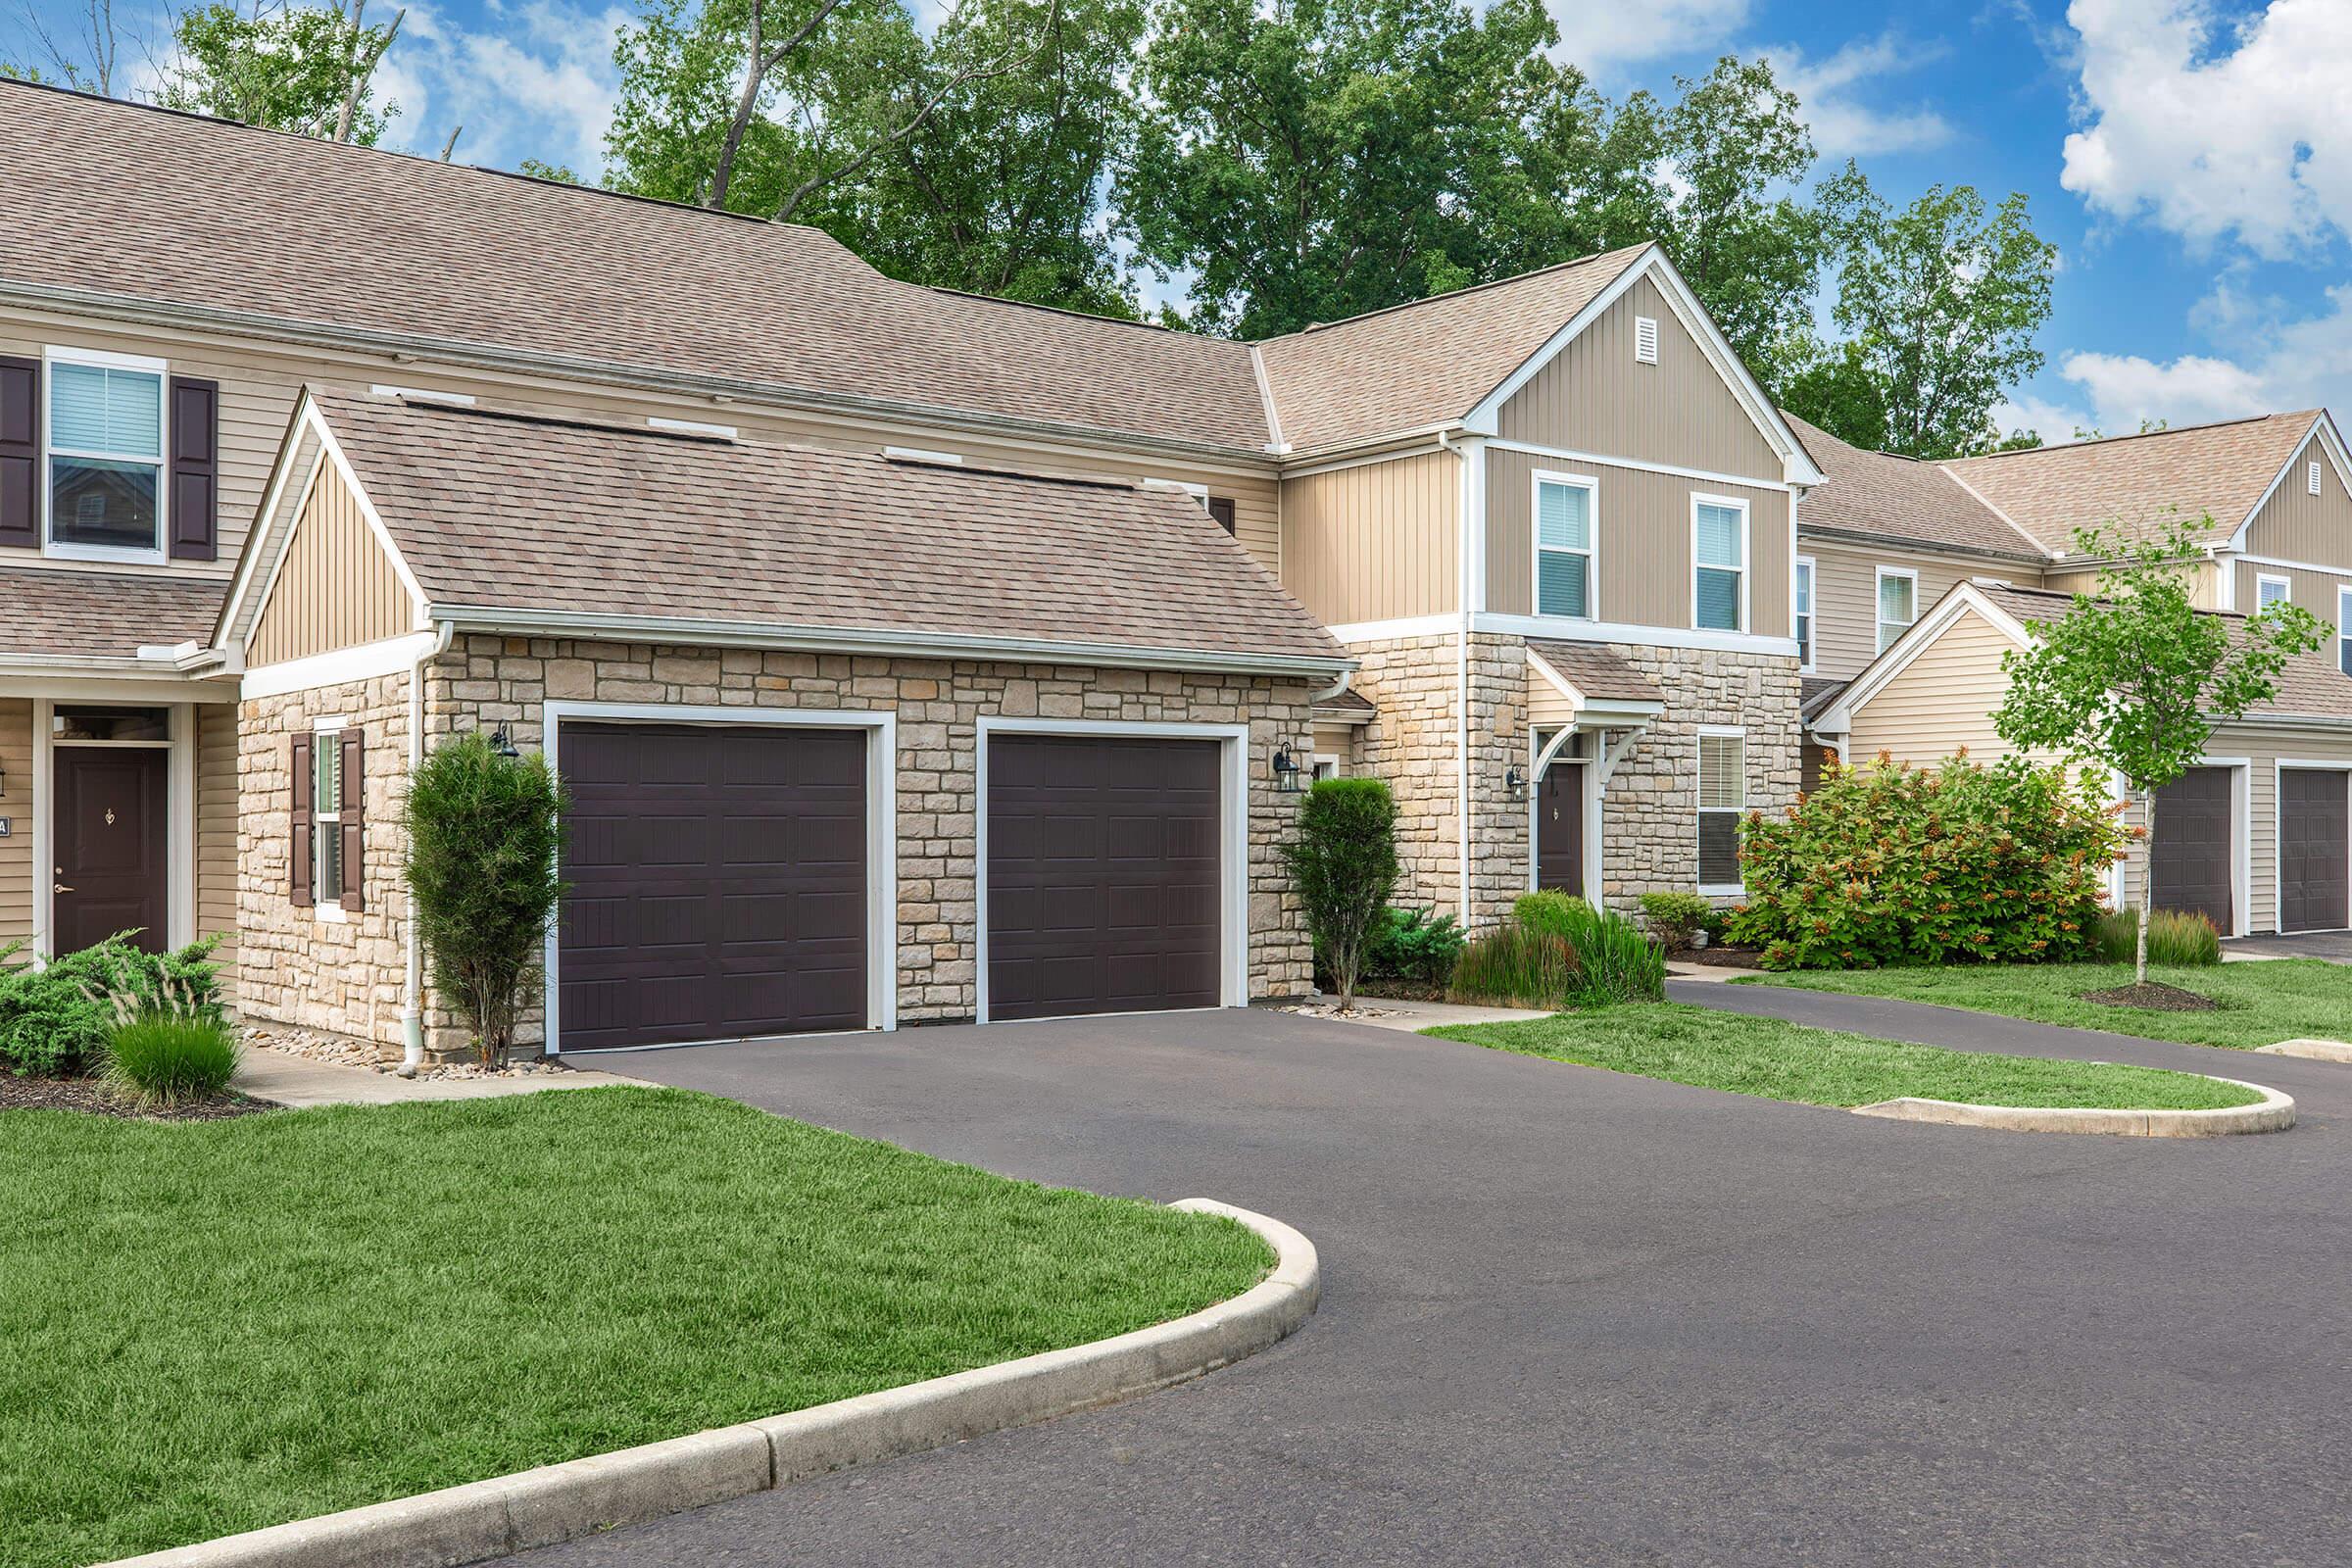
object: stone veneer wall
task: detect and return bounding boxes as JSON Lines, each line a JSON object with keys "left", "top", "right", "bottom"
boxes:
{"left": 428, "top": 635, "right": 1319, "bottom": 1034}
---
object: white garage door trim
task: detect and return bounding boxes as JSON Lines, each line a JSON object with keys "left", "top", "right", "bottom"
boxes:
{"left": 2123, "top": 757, "right": 2252, "bottom": 937}
{"left": 975, "top": 716, "right": 1250, "bottom": 1025}
{"left": 540, "top": 701, "right": 899, "bottom": 1054}
{"left": 2274, "top": 759, "right": 2352, "bottom": 935}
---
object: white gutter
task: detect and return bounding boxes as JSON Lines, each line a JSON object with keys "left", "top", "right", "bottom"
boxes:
{"left": 397, "top": 617, "right": 457, "bottom": 1078}
{"left": 1309, "top": 669, "right": 1353, "bottom": 706}
{"left": 1438, "top": 430, "right": 1473, "bottom": 926}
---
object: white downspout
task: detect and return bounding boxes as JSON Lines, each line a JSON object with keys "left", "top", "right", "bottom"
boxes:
{"left": 1439, "top": 430, "right": 1473, "bottom": 926}
{"left": 1309, "top": 668, "right": 1353, "bottom": 706}
{"left": 397, "top": 617, "right": 456, "bottom": 1077}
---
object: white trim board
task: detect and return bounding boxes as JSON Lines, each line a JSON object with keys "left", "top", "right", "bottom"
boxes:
{"left": 538, "top": 702, "right": 901, "bottom": 1054}
{"left": 31, "top": 698, "right": 197, "bottom": 958}
{"left": 2227, "top": 412, "right": 2352, "bottom": 552}
{"left": 1325, "top": 612, "right": 1799, "bottom": 659}
{"left": 242, "top": 631, "right": 444, "bottom": 701}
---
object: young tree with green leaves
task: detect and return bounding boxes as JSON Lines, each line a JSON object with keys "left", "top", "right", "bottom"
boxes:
{"left": 1281, "top": 776, "right": 1399, "bottom": 1011}
{"left": 1994, "top": 521, "right": 2324, "bottom": 985}
{"left": 159, "top": 0, "right": 404, "bottom": 143}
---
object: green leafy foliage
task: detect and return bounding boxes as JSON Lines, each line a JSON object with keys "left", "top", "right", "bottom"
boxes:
{"left": 1510, "top": 889, "right": 1592, "bottom": 940}
{"left": 1282, "top": 777, "right": 1400, "bottom": 1008}
{"left": 1725, "top": 754, "right": 2127, "bottom": 971}
{"left": 1638, "top": 892, "right": 1714, "bottom": 952}
{"left": 158, "top": 2, "right": 403, "bottom": 143}
{"left": 404, "top": 734, "right": 568, "bottom": 1066}
{"left": 102, "top": 1011, "right": 242, "bottom": 1106}
{"left": 2093, "top": 907, "right": 2222, "bottom": 967}
{"left": 0, "top": 936, "right": 225, "bottom": 1078}
{"left": 1361, "top": 906, "right": 1465, "bottom": 985}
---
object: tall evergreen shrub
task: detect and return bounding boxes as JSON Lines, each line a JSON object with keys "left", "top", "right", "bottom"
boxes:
{"left": 1281, "top": 777, "right": 1399, "bottom": 1010}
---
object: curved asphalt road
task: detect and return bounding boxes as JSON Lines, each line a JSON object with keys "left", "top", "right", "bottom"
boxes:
{"left": 522, "top": 982, "right": 2352, "bottom": 1567}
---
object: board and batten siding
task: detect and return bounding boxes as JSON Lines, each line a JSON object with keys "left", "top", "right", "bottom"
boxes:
{"left": 1487, "top": 447, "right": 1789, "bottom": 637}
{"left": 1841, "top": 607, "right": 2048, "bottom": 767}
{"left": 1495, "top": 275, "right": 1785, "bottom": 480}
{"left": 1280, "top": 449, "right": 1459, "bottom": 624}
{"left": 2232, "top": 560, "right": 2352, "bottom": 621}
{"left": 2242, "top": 431, "right": 2352, "bottom": 566}
{"left": 196, "top": 702, "right": 239, "bottom": 993}
{"left": 1801, "top": 541, "right": 2034, "bottom": 682}
{"left": 0, "top": 700, "right": 27, "bottom": 949}
{"left": 2047, "top": 564, "right": 2234, "bottom": 611}
{"left": 247, "top": 461, "right": 416, "bottom": 665}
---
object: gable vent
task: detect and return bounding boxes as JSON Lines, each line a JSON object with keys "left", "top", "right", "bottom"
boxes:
{"left": 1634, "top": 316, "right": 1659, "bottom": 365}
{"left": 2312, "top": 460, "right": 2324, "bottom": 496}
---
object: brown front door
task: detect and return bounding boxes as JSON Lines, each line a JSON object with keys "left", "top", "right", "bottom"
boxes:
{"left": 557, "top": 722, "right": 868, "bottom": 1051}
{"left": 2152, "top": 766, "right": 2233, "bottom": 933}
{"left": 1537, "top": 763, "right": 1584, "bottom": 896}
{"left": 987, "top": 734, "right": 1221, "bottom": 1021}
{"left": 53, "top": 747, "right": 170, "bottom": 955}
{"left": 2279, "top": 768, "right": 2349, "bottom": 933}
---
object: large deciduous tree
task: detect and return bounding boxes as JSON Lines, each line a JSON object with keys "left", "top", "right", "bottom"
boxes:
{"left": 160, "top": 0, "right": 404, "bottom": 143}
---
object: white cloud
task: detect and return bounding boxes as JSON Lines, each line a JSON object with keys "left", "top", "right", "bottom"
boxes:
{"left": 2058, "top": 350, "right": 2276, "bottom": 428}
{"left": 1765, "top": 32, "right": 1953, "bottom": 159}
{"left": 2060, "top": 0, "right": 2352, "bottom": 257}
{"left": 377, "top": 0, "right": 629, "bottom": 175}
{"left": 1551, "top": 0, "right": 1748, "bottom": 71}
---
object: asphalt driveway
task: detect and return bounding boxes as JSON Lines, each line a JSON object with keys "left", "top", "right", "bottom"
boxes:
{"left": 524, "top": 988, "right": 2352, "bottom": 1567}
{"left": 2227, "top": 930, "right": 2352, "bottom": 962}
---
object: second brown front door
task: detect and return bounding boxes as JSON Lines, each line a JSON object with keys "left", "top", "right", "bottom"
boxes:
{"left": 1537, "top": 763, "right": 1584, "bottom": 897}
{"left": 54, "top": 747, "right": 170, "bottom": 955}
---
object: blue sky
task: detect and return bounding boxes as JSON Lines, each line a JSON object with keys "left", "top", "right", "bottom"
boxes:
{"left": 9, "top": 0, "right": 2349, "bottom": 442}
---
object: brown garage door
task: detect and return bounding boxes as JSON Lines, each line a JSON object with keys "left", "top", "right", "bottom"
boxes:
{"left": 558, "top": 722, "right": 866, "bottom": 1051}
{"left": 2279, "top": 767, "right": 2350, "bottom": 933}
{"left": 2152, "top": 766, "right": 2232, "bottom": 933}
{"left": 987, "top": 734, "right": 1221, "bottom": 1021}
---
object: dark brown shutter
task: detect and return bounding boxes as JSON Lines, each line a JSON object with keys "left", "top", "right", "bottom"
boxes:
{"left": 338, "top": 728, "right": 365, "bottom": 912}
{"left": 0, "top": 356, "right": 36, "bottom": 550}
{"left": 290, "top": 733, "right": 314, "bottom": 906}
{"left": 1207, "top": 496, "right": 1238, "bottom": 536}
{"left": 168, "top": 377, "right": 219, "bottom": 562}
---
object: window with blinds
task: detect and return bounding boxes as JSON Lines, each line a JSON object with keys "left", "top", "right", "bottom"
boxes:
{"left": 1794, "top": 558, "right": 1814, "bottom": 670}
{"left": 1877, "top": 568, "right": 1917, "bottom": 653}
{"left": 47, "top": 356, "right": 165, "bottom": 556}
{"left": 1693, "top": 499, "right": 1744, "bottom": 630}
{"left": 1536, "top": 475, "right": 1594, "bottom": 618}
{"left": 1697, "top": 731, "right": 1745, "bottom": 889}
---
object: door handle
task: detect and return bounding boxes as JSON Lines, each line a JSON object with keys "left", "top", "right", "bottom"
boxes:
{"left": 53, "top": 883, "right": 73, "bottom": 894}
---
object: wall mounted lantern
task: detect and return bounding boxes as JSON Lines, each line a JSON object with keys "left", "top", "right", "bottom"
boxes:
{"left": 1505, "top": 763, "right": 1527, "bottom": 802}
{"left": 1272, "top": 746, "right": 1306, "bottom": 794}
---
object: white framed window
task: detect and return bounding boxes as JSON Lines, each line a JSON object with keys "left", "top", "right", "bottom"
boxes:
{"left": 2256, "top": 572, "right": 2292, "bottom": 614}
{"left": 313, "top": 720, "right": 346, "bottom": 917}
{"left": 1534, "top": 470, "right": 1597, "bottom": 619}
{"left": 1794, "top": 556, "right": 1815, "bottom": 672}
{"left": 2339, "top": 586, "right": 2352, "bottom": 677}
{"left": 43, "top": 346, "right": 168, "bottom": 562}
{"left": 1876, "top": 566, "right": 1918, "bottom": 653}
{"left": 1312, "top": 754, "right": 1341, "bottom": 781}
{"left": 1634, "top": 316, "right": 1659, "bottom": 365}
{"left": 1691, "top": 494, "right": 1748, "bottom": 632}
{"left": 1696, "top": 727, "right": 1745, "bottom": 893}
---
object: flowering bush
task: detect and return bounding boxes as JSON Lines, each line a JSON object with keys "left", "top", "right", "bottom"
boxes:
{"left": 1724, "top": 753, "right": 2126, "bottom": 970}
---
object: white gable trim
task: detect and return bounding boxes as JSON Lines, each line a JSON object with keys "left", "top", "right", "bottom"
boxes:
{"left": 2227, "top": 412, "right": 2352, "bottom": 553}
{"left": 1814, "top": 582, "right": 2034, "bottom": 734}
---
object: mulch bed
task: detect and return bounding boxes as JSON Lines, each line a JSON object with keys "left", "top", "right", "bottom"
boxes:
{"left": 1673, "top": 945, "right": 1767, "bottom": 970}
{"left": 2080, "top": 981, "right": 2223, "bottom": 1012}
{"left": 0, "top": 1074, "right": 273, "bottom": 1122}
{"left": 1350, "top": 978, "right": 1448, "bottom": 1003}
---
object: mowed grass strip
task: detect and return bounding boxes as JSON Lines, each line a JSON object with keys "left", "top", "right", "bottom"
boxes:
{"left": 0, "top": 1086, "right": 1272, "bottom": 1568}
{"left": 1742, "top": 958, "right": 2352, "bottom": 1052}
{"left": 1425, "top": 1003, "right": 2263, "bottom": 1110}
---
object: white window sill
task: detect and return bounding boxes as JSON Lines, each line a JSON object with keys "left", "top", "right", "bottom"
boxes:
{"left": 44, "top": 540, "right": 168, "bottom": 566}
{"left": 1697, "top": 884, "right": 1744, "bottom": 898}
{"left": 317, "top": 903, "right": 348, "bottom": 924}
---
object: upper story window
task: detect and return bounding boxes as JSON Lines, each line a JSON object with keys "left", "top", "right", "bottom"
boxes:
{"left": 1535, "top": 472, "right": 1596, "bottom": 618}
{"left": 1206, "top": 496, "right": 1237, "bottom": 535}
{"left": 1794, "top": 558, "right": 1815, "bottom": 671}
{"left": 2339, "top": 586, "right": 2352, "bottom": 677}
{"left": 1691, "top": 496, "right": 1746, "bottom": 632}
{"left": 46, "top": 349, "right": 168, "bottom": 561}
{"left": 1876, "top": 566, "right": 1917, "bottom": 653}
{"left": 2257, "top": 573, "right": 2292, "bottom": 614}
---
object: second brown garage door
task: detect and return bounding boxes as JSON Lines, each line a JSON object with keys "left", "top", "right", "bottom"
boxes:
{"left": 2152, "top": 765, "right": 2233, "bottom": 933}
{"left": 2279, "top": 767, "right": 2349, "bottom": 933}
{"left": 986, "top": 734, "right": 1222, "bottom": 1021}
{"left": 558, "top": 722, "right": 868, "bottom": 1051}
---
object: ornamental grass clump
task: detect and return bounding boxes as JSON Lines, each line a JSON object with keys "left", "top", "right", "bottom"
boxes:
{"left": 0, "top": 934, "right": 224, "bottom": 1077}
{"left": 1447, "top": 924, "right": 1581, "bottom": 1010}
{"left": 101, "top": 1009, "right": 241, "bottom": 1105}
{"left": 1446, "top": 894, "right": 1664, "bottom": 1008}
{"left": 1725, "top": 753, "right": 2126, "bottom": 971}
{"left": 2094, "top": 906, "right": 2222, "bottom": 966}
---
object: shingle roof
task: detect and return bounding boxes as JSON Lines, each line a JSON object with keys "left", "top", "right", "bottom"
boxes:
{"left": 0, "top": 565, "right": 225, "bottom": 660}
{"left": 308, "top": 391, "right": 1345, "bottom": 667}
{"left": 1311, "top": 686, "right": 1377, "bottom": 717}
{"left": 1783, "top": 413, "right": 2042, "bottom": 560}
{"left": 1799, "top": 676, "right": 1848, "bottom": 721}
{"left": 1253, "top": 245, "right": 1654, "bottom": 453}
{"left": 1526, "top": 640, "right": 1664, "bottom": 706}
{"left": 1941, "top": 413, "right": 2321, "bottom": 553}
{"left": 0, "top": 81, "right": 1270, "bottom": 454}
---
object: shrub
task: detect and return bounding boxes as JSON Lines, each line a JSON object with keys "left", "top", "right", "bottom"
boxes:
{"left": 406, "top": 733, "right": 568, "bottom": 1067}
{"left": 1725, "top": 755, "right": 2126, "bottom": 970}
{"left": 1449, "top": 894, "right": 1664, "bottom": 1008}
{"left": 1557, "top": 902, "right": 1668, "bottom": 1004}
{"left": 2094, "top": 906, "right": 2222, "bottom": 966}
{"left": 1447, "top": 924, "right": 1580, "bottom": 1009}
{"left": 1281, "top": 778, "right": 1399, "bottom": 1009}
{"left": 1511, "top": 890, "right": 1592, "bottom": 942}
{"left": 0, "top": 934, "right": 224, "bottom": 1078}
{"left": 1638, "top": 892, "right": 1714, "bottom": 952}
{"left": 102, "top": 1009, "right": 241, "bottom": 1105}
{"left": 1362, "top": 906, "right": 1465, "bottom": 986}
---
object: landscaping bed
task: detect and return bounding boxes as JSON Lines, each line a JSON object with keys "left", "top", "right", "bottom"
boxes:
{"left": 0, "top": 1072, "right": 268, "bottom": 1123}
{"left": 0, "top": 1086, "right": 1272, "bottom": 1568}
{"left": 1423, "top": 1003, "right": 2264, "bottom": 1111}
{"left": 1740, "top": 959, "right": 2352, "bottom": 1052}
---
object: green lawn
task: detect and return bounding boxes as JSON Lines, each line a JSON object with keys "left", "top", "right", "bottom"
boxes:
{"left": 0, "top": 1086, "right": 1271, "bottom": 1568}
{"left": 1424, "top": 1002, "right": 2262, "bottom": 1110}
{"left": 1740, "top": 958, "right": 2352, "bottom": 1052}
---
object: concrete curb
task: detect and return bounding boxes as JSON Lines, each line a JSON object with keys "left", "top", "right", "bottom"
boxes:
{"left": 1851, "top": 1076, "right": 2294, "bottom": 1137}
{"left": 101, "top": 1198, "right": 1316, "bottom": 1568}
{"left": 2258, "top": 1037, "right": 2352, "bottom": 1063}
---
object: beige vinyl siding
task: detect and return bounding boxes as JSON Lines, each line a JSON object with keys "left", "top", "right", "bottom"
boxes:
{"left": 1311, "top": 721, "right": 1358, "bottom": 765}
{"left": 2234, "top": 560, "right": 2352, "bottom": 622}
{"left": 2242, "top": 432, "right": 2352, "bottom": 565}
{"left": 0, "top": 700, "right": 27, "bottom": 948}
{"left": 1526, "top": 658, "right": 1578, "bottom": 725}
{"left": 1801, "top": 540, "right": 2032, "bottom": 681}
{"left": 1280, "top": 450, "right": 1458, "bottom": 624}
{"left": 196, "top": 702, "right": 239, "bottom": 992}
{"left": 1488, "top": 447, "right": 1789, "bottom": 636}
{"left": 248, "top": 460, "right": 415, "bottom": 664}
{"left": 1495, "top": 275, "right": 1783, "bottom": 481}
{"left": 2048, "top": 563, "right": 2230, "bottom": 609}
{"left": 1843, "top": 608, "right": 2043, "bottom": 767}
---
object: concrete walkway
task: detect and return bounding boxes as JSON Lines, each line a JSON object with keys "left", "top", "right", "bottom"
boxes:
{"left": 1283, "top": 996, "right": 1552, "bottom": 1032}
{"left": 233, "top": 1046, "right": 625, "bottom": 1108}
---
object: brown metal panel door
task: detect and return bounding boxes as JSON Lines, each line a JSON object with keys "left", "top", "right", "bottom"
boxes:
{"left": 1536, "top": 763, "right": 1584, "bottom": 897}
{"left": 2278, "top": 768, "right": 2350, "bottom": 933}
{"left": 2151, "top": 766, "right": 2233, "bottom": 933}
{"left": 558, "top": 723, "right": 867, "bottom": 1051}
{"left": 987, "top": 734, "right": 1221, "bottom": 1021}
{"left": 53, "top": 748, "right": 170, "bottom": 955}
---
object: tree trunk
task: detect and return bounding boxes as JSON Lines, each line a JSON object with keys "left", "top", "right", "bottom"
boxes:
{"left": 2137, "top": 790, "right": 2155, "bottom": 987}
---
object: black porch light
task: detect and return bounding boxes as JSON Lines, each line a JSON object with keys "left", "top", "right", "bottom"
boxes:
{"left": 1505, "top": 763, "right": 1527, "bottom": 802}
{"left": 486, "top": 726, "right": 521, "bottom": 760}
{"left": 1272, "top": 746, "right": 1307, "bottom": 794}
